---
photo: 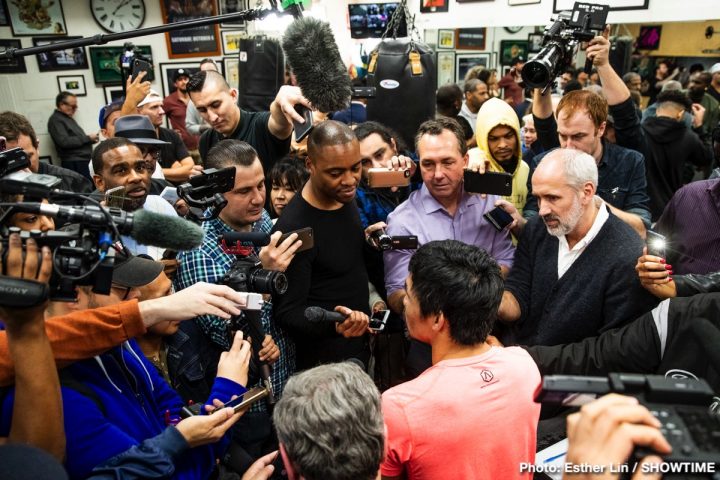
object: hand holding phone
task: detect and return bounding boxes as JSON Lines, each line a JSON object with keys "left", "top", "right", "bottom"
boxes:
{"left": 646, "top": 231, "right": 666, "bottom": 259}
{"left": 131, "top": 58, "right": 153, "bottom": 82}
{"left": 277, "top": 227, "right": 314, "bottom": 253}
{"left": 369, "top": 310, "right": 390, "bottom": 332}
{"left": 483, "top": 206, "right": 514, "bottom": 231}
{"left": 463, "top": 170, "right": 513, "bottom": 196}
{"left": 292, "top": 105, "right": 314, "bottom": 142}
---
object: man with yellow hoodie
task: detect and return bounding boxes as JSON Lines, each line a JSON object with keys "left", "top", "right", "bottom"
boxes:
{"left": 468, "top": 98, "right": 530, "bottom": 216}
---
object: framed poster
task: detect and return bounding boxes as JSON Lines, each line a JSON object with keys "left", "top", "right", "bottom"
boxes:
{"left": 104, "top": 85, "right": 125, "bottom": 104}
{"left": 437, "top": 51, "right": 455, "bottom": 86}
{"left": 455, "top": 28, "right": 486, "bottom": 50}
{"left": 420, "top": 0, "right": 448, "bottom": 13}
{"left": 437, "top": 29, "right": 455, "bottom": 49}
{"left": 160, "top": 62, "right": 224, "bottom": 97}
{"left": 500, "top": 40, "right": 528, "bottom": 65}
{"left": 6, "top": 0, "right": 67, "bottom": 36}
{"left": 33, "top": 37, "right": 88, "bottom": 72}
{"left": 0, "top": 39, "right": 27, "bottom": 74}
{"left": 456, "top": 53, "right": 490, "bottom": 83}
{"left": 57, "top": 75, "right": 86, "bottom": 97}
{"left": 553, "top": 0, "right": 648, "bottom": 11}
{"left": 223, "top": 57, "right": 239, "bottom": 91}
{"left": 160, "top": 0, "right": 221, "bottom": 59}
{"left": 89, "top": 46, "right": 154, "bottom": 85}
{"left": 527, "top": 33, "right": 543, "bottom": 53}
{"left": 219, "top": 0, "right": 248, "bottom": 28}
{"left": 222, "top": 30, "right": 246, "bottom": 56}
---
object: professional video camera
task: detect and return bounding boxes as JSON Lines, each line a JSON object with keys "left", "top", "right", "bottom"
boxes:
{"left": 538, "top": 374, "right": 720, "bottom": 473}
{"left": 176, "top": 166, "right": 236, "bottom": 222}
{"left": 368, "top": 228, "right": 418, "bottom": 251}
{"left": 521, "top": 2, "right": 609, "bottom": 90}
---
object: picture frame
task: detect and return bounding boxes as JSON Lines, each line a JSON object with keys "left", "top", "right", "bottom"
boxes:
{"left": 0, "top": 39, "right": 27, "bottom": 74}
{"left": 221, "top": 30, "right": 246, "bottom": 56}
{"left": 89, "top": 46, "right": 154, "bottom": 85}
{"left": 437, "top": 51, "right": 455, "bottom": 86}
{"left": 553, "top": 0, "right": 648, "bottom": 12}
{"left": 527, "top": 33, "right": 543, "bottom": 53}
{"left": 56, "top": 74, "right": 86, "bottom": 97}
{"left": 437, "top": 29, "right": 455, "bottom": 49}
{"left": 508, "top": 0, "right": 540, "bottom": 4}
{"left": 219, "top": 0, "right": 248, "bottom": 28}
{"left": 223, "top": 57, "right": 239, "bottom": 91}
{"left": 637, "top": 25, "right": 662, "bottom": 50}
{"left": 456, "top": 53, "right": 490, "bottom": 83}
{"left": 104, "top": 85, "right": 125, "bottom": 104}
{"left": 455, "top": 28, "right": 486, "bottom": 51}
{"left": 160, "top": 0, "right": 221, "bottom": 59}
{"left": 499, "top": 40, "right": 528, "bottom": 65}
{"left": 0, "top": 1, "right": 9, "bottom": 26}
{"left": 33, "top": 37, "right": 89, "bottom": 72}
{"left": 6, "top": 0, "right": 67, "bottom": 36}
{"left": 420, "top": 0, "right": 448, "bottom": 13}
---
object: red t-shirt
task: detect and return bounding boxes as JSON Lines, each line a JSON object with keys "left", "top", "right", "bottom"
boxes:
{"left": 381, "top": 346, "right": 541, "bottom": 479}
{"left": 163, "top": 91, "right": 199, "bottom": 150}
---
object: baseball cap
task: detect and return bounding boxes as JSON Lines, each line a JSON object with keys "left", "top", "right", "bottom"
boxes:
{"left": 112, "top": 252, "right": 164, "bottom": 288}
{"left": 511, "top": 56, "right": 525, "bottom": 66}
{"left": 114, "top": 115, "right": 170, "bottom": 145}
{"left": 137, "top": 89, "right": 163, "bottom": 107}
{"left": 710, "top": 63, "right": 720, "bottom": 75}
{"left": 98, "top": 100, "right": 123, "bottom": 129}
{"left": 173, "top": 68, "right": 190, "bottom": 82}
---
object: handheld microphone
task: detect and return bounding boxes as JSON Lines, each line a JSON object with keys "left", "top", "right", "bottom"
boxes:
{"left": 282, "top": 17, "right": 352, "bottom": 113}
{"left": 304, "top": 306, "right": 347, "bottom": 323}
{"left": 221, "top": 231, "right": 271, "bottom": 246}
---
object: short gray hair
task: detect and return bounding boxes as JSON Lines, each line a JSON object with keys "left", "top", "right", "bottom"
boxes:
{"left": 661, "top": 80, "right": 683, "bottom": 92}
{"left": 543, "top": 148, "right": 598, "bottom": 190}
{"left": 273, "top": 362, "right": 384, "bottom": 480}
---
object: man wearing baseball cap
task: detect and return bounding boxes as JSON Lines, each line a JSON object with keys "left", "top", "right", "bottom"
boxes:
{"left": 499, "top": 55, "right": 526, "bottom": 110}
{"left": 708, "top": 63, "right": 720, "bottom": 103}
{"left": 163, "top": 68, "right": 199, "bottom": 154}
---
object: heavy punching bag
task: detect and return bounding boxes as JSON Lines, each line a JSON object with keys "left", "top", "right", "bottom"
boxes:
{"left": 238, "top": 37, "right": 285, "bottom": 112}
{"left": 366, "top": 4, "right": 436, "bottom": 149}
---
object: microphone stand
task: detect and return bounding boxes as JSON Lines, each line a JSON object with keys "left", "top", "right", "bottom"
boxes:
{"left": 0, "top": 5, "right": 286, "bottom": 59}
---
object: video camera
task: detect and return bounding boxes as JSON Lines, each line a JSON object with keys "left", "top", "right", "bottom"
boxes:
{"left": 368, "top": 228, "right": 418, "bottom": 251}
{"left": 538, "top": 374, "right": 720, "bottom": 472}
{"left": 521, "top": 2, "right": 609, "bottom": 90}
{"left": 177, "top": 166, "right": 236, "bottom": 222}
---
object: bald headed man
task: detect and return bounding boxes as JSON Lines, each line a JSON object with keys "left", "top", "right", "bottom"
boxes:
{"left": 497, "top": 148, "right": 658, "bottom": 347}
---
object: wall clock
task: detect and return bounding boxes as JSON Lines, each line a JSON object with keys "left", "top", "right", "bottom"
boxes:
{"left": 91, "top": 0, "right": 146, "bottom": 33}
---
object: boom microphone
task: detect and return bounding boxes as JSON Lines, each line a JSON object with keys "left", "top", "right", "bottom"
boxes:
{"left": 282, "top": 17, "right": 352, "bottom": 113}
{"left": 304, "top": 306, "right": 346, "bottom": 323}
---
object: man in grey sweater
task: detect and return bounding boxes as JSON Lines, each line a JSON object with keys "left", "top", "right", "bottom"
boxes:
{"left": 47, "top": 91, "right": 98, "bottom": 178}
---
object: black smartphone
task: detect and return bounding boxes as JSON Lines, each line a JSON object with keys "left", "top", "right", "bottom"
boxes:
{"left": 389, "top": 235, "right": 418, "bottom": 249}
{"left": 217, "top": 387, "right": 269, "bottom": 414}
{"left": 292, "top": 105, "right": 314, "bottom": 142}
{"left": 646, "top": 230, "right": 666, "bottom": 258}
{"left": 131, "top": 58, "right": 153, "bottom": 82}
{"left": 369, "top": 310, "right": 390, "bottom": 332}
{"left": 278, "top": 227, "right": 314, "bottom": 253}
{"left": 483, "top": 206, "right": 514, "bottom": 231}
{"left": 463, "top": 171, "right": 513, "bottom": 196}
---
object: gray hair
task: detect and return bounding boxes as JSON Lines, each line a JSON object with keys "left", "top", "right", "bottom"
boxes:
{"left": 463, "top": 78, "right": 486, "bottom": 94}
{"left": 543, "top": 148, "right": 598, "bottom": 190}
{"left": 661, "top": 80, "right": 683, "bottom": 92}
{"left": 273, "top": 362, "right": 384, "bottom": 480}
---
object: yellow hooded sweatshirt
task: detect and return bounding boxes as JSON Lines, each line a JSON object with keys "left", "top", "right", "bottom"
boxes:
{"left": 470, "top": 97, "right": 529, "bottom": 215}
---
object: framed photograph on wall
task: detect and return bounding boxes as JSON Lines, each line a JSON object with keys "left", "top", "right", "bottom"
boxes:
{"left": 89, "top": 46, "right": 153, "bottom": 85}
{"left": 33, "top": 37, "right": 88, "bottom": 72}
{"left": 527, "top": 33, "right": 543, "bottom": 53}
{"left": 219, "top": 0, "right": 248, "bottom": 28}
{"left": 160, "top": 0, "right": 221, "bottom": 59}
{"left": 437, "top": 29, "right": 455, "bottom": 49}
{"left": 56, "top": 75, "right": 86, "bottom": 97}
{"left": 420, "top": 0, "right": 449, "bottom": 13}
{"left": 223, "top": 57, "right": 239, "bottom": 91}
{"left": 456, "top": 53, "right": 490, "bottom": 83}
{"left": 0, "top": 39, "right": 27, "bottom": 74}
{"left": 553, "top": 0, "right": 647, "bottom": 12}
{"left": 437, "top": 51, "right": 455, "bottom": 86}
{"left": 103, "top": 85, "right": 125, "bottom": 104}
{"left": 455, "top": 28, "right": 486, "bottom": 50}
{"left": 222, "top": 30, "right": 246, "bottom": 56}
{"left": 6, "top": 0, "right": 67, "bottom": 36}
{"left": 500, "top": 40, "right": 528, "bottom": 65}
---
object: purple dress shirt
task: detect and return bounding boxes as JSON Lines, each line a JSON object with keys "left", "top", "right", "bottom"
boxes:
{"left": 384, "top": 184, "right": 515, "bottom": 296}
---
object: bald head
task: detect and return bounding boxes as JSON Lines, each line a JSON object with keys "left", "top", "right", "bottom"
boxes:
{"left": 307, "top": 120, "right": 358, "bottom": 162}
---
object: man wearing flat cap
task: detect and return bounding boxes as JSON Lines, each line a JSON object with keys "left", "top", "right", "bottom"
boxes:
{"left": 163, "top": 68, "right": 200, "bottom": 154}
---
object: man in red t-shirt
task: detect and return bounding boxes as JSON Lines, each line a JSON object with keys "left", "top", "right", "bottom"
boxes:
{"left": 381, "top": 240, "right": 541, "bottom": 480}
{"left": 499, "top": 56, "right": 526, "bottom": 109}
{"left": 163, "top": 69, "right": 199, "bottom": 153}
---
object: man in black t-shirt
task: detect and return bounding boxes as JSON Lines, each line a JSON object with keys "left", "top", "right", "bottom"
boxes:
{"left": 272, "top": 120, "right": 371, "bottom": 370}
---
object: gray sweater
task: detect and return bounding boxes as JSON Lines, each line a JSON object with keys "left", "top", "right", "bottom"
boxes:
{"left": 503, "top": 212, "right": 659, "bottom": 346}
{"left": 47, "top": 110, "right": 93, "bottom": 163}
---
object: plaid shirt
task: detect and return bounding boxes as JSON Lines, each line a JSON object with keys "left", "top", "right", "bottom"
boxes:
{"left": 175, "top": 211, "right": 295, "bottom": 408}
{"left": 355, "top": 180, "right": 419, "bottom": 228}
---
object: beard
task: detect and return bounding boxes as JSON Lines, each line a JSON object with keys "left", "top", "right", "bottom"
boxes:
{"left": 543, "top": 194, "right": 583, "bottom": 238}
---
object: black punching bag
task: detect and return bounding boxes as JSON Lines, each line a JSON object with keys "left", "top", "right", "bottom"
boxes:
{"left": 366, "top": 38, "right": 436, "bottom": 149}
{"left": 238, "top": 37, "right": 285, "bottom": 112}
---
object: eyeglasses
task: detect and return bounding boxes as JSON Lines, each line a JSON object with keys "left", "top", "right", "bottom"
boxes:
{"left": 62, "top": 102, "right": 78, "bottom": 110}
{"left": 140, "top": 147, "right": 161, "bottom": 160}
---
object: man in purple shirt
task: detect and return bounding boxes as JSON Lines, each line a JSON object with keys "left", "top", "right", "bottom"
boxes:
{"left": 655, "top": 178, "right": 720, "bottom": 275}
{"left": 384, "top": 117, "right": 515, "bottom": 318}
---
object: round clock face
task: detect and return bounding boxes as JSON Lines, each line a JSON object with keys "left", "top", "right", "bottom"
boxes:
{"left": 504, "top": 26, "right": 523, "bottom": 34}
{"left": 91, "top": 0, "right": 146, "bottom": 33}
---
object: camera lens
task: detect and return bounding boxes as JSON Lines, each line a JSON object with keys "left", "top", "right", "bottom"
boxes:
{"left": 522, "top": 43, "right": 564, "bottom": 89}
{"left": 250, "top": 269, "right": 289, "bottom": 296}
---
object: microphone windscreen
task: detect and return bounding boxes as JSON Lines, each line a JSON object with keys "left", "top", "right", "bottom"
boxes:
{"left": 130, "top": 210, "right": 205, "bottom": 251}
{"left": 282, "top": 17, "right": 351, "bottom": 113}
{"left": 222, "top": 231, "right": 271, "bottom": 246}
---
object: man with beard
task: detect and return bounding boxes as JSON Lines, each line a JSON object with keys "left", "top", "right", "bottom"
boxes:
{"left": 497, "top": 148, "right": 658, "bottom": 346}
{"left": 458, "top": 79, "right": 490, "bottom": 135}
{"left": 163, "top": 69, "right": 199, "bottom": 153}
{"left": 91, "top": 137, "right": 178, "bottom": 260}
{"left": 272, "top": 120, "right": 371, "bottom": 370}
{"left": 687, "top": 71, "right": 720, "bottom": 148}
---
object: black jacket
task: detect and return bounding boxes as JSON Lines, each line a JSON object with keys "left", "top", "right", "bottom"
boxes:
{"left": 47, "top": 110, "right": 93, "bottom": 164}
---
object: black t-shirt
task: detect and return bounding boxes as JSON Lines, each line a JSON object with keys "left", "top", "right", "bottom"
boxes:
{"left": 158, "top": 127, "right": 190, "bottom": 169}
{"left": 271, "top": 193, "right": 370, "bottom": 370}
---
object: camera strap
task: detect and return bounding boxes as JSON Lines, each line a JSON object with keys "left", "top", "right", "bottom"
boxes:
{"left": 0, "top": 277, "right": 49, "bottom": 308}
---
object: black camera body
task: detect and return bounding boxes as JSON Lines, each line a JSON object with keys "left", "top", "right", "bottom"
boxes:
{"left": 369, "top": 228, "right": 418, "bottom": 251}
{"left": 522, "top": 2, "right": 609, "bottom": 90}
{"left": 177, "top": 167, "right": 236, "bottom": 222}
{"left": 222, "top": 254, "right": 288, "bottom": 297}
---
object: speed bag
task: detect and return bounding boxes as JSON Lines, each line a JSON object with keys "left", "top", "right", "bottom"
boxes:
{"left": 366, "top": 39, "right": 436, "bottom": 150}
{"left": 238, "top": 37, "right": 285, "bottom": 112}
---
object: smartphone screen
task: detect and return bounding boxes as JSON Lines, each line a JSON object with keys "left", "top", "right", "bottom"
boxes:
{"left": 216, "top": 387, "right": 269, "bottom": 414}
{"left": 105, "top": 186, "right": 126, "bottom": 209}
{"left": 369, "top": 310, "right": 390, "bottom": 332}
{"left": 646, "top": 231, "right": 666, "bottom": 258}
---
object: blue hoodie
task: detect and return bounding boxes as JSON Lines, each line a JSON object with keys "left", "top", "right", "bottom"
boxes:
{"left": 0, "top": 339, "right": 245, "bottom": 480}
